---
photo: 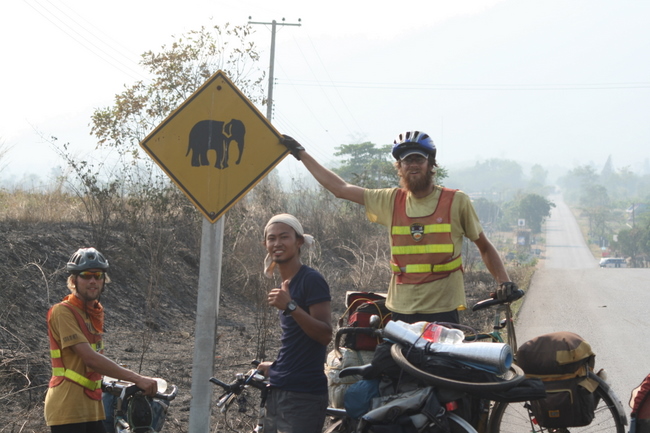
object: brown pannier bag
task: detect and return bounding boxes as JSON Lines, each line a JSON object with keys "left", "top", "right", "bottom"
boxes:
{"left": 516, "top": 332, "right": 598, "bottom": 428}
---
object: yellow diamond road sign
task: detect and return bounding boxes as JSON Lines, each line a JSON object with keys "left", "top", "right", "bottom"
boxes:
{"left": 140, "top": 70, "right": 288, "bottom": 223}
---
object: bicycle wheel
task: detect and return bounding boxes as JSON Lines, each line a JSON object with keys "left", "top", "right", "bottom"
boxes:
{"left": 488, "top": 385, "right": 625, "bottom": 433}
{"left": 323, "top": 416, "right": 356, "bottom": 433}
{"left": 449, "top": 412, "right": 479, "bottom": 433}
{"left": 222, "top": 387, "right": 262, "bottom": 432}
{"left": 390, "top": 343, "right": 525, "bottom": 393}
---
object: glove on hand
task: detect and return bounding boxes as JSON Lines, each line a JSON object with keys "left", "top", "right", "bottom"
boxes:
{"left": 496, "top": 281, "right": 518, "bottom": 301}
{"left": 281, "top": 135, "right": 305, "bottom": 160}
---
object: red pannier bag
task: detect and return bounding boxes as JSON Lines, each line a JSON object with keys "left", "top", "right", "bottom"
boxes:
{"left": 338, "top": 292, "right": 391, "bottom": 352}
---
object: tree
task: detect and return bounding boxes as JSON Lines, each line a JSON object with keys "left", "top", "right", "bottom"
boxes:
{"left": 613, "top": 213, "right": 650, "bottom": 266}
{"left": 445, "top": 158, "right": 523, "bottom": 200}
{"left": 579, "top": 184, "right": 615, "bottom": 244}
{"left": 333, "top": 142, "right": 395, "bottom": 188}
{"left": 610, "top": 166, "right": 639, "bottom": 202}
{"left": 91, "top": 23, "right": 265, "bottom": 160}
{"left": 526, "top": 164, "right": 553, "bottom": 196}
{"left": 508, "top": 193, "right": 555, "bottom": 234}
{"left": 472, "top": 197, "right": 502, "bottom": 230}
{"left": 557, "top": 165, "right": 599, "bottom": 204}
{"left": 332, "top": 141, "right": 448, "bottom": 188}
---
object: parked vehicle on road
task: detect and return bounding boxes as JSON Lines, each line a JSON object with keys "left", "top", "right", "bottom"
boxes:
{"left": 599, "top": 258, "right": 627, "bottom": 268}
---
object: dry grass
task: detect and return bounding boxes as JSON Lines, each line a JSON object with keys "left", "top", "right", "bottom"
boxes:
{"left": 0, "top": 189, "right": 85, "bottom": 223}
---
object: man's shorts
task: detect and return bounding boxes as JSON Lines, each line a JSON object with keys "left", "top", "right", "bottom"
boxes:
{"left": 264, "top": 387, "right": 328, "bottom": 433}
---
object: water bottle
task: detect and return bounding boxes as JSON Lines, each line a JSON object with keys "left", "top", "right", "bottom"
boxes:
{"left": 383, "top": 320, "right": 464, "bottom": 349}
{"left": 383, "top": 320, "right": 512, "bottom": 374}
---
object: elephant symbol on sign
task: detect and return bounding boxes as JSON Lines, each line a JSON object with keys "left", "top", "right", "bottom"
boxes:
{"left": 186, "top": 119, "right": 246, "bottom": 169}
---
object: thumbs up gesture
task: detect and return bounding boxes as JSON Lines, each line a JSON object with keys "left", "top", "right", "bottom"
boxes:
{"left": 267, "top": 279, "right": 292, "bottom": 311}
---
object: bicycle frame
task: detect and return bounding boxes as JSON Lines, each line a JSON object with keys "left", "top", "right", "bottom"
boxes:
{"left": 470, "top": 290, "right": 522, "bottom": 352}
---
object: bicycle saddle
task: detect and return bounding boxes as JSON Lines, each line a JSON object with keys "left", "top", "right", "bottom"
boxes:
{"left": 339, "top": 363, "right": 375, "bottom": 379}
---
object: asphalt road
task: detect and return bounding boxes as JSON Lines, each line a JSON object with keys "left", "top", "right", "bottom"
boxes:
{"left": 516, "top": 195, "right": 649, "bottom": 413}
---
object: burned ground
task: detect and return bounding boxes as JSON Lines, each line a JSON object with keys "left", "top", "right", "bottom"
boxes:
{"left": 0, "top": 219, "right": 515, "bottom": 432}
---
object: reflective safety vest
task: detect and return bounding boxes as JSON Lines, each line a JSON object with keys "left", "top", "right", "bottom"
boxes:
{"left": 390, "top": 188, "right": 463, "bottom": 285}
{"left": 47, "top": 302, "right": 104, "bottom": 400}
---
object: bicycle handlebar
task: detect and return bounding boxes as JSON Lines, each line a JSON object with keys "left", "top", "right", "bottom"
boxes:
{"left": 471, "top": 289, "right": 525, "bottom": 312}
{"left": 209, "top": 377, "right": 234, "bottom": 391}
{"left": 157, "top": 385, "right": 178, "bottom": 401}
{"left": 102, "top": 380, "right": 178, "bottom": 401}
{"left": 209, "top": 362, "right": 268, "bottom": 412}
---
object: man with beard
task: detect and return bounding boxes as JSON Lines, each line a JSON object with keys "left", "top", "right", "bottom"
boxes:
{"left": 281, "top": 131, "right": 515, "bottom": 324}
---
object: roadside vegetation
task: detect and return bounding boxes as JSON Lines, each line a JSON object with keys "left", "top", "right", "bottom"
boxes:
{"left": 557, "top": 159, "right": 650, "bottom": 266}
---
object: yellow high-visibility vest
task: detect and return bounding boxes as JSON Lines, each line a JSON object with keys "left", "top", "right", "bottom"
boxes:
{"left": 390, "top": 188, "right": 463, "bottom": 285}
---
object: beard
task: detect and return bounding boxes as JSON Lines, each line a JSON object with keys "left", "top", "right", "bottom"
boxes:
{"left": 399, "top": 170, "right": 434, "bottom": 194}
{"left": 77, "top": 286, "right": 103, "bottom": 303}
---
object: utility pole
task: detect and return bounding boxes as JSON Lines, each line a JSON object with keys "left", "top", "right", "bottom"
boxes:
{"left": 248, "top": 17, "right": 301, "bottom": 121}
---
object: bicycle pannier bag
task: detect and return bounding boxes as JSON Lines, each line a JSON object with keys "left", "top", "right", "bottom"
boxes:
{"left": 344, "top": 378, "right": 381, "bottom": 419}
{"left": 326, "top": 347, "right": 375, "bottom": 408}
{"left": 516, "top": 331, "right": 597, "bottom": 428}
{"left": 340, "top": 292, "right": 391, "bottom": 351}
{"left": 126, "top": 394, "right": 170, "bottom": 433}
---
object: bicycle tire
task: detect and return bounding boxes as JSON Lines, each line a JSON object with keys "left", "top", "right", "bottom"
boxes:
{"left": 222, "top": 386, "right": 261, "bottom": 432}
{"left": 488, "top": 384, "right": 625, "bottom": 433}
{"left": 448, "top": 412, "right": 479, "bottom": 433}
{"left": 323, "top": 416, "right": 356, "bottom": 433}
{"left": 390, "top": 343, "right": 526, "bottom": 393}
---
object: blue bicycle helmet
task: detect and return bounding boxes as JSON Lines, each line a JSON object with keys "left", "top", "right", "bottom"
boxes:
{"left": 66, "top": 247, "right": 109, "bottom": 272}
{"left": 391, "top": 130, "right": 436, "bottom": 161}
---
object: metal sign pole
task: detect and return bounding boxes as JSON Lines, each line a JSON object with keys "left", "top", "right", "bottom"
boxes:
{"left": 188, "top": 216, "right": 224, "bottom": 433}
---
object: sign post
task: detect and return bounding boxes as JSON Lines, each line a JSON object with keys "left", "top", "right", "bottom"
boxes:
{"left": 140, "top": 70, "right": 288, "bottom": 432}
{"left": 188, "top": 218, "right": 224, "bottom": 433}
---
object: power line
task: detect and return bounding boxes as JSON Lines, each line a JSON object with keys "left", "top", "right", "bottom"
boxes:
{"left": 303, "top": 33, "right": 365, "bottom": 135}
{"left": 275, "top": 79, "right": 650, "bottom": 91}
{"left": 25, "top": 0, "right": 149, "bottom": 82}
{"left": 248, "top": 17, "right": 301, "bottom": 121}
{"left": 283, "top": 34, "right": 358, "bottom": 137}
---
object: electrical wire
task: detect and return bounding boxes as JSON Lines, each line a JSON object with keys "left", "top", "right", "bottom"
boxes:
{"left": 286, "top": 33, "right": 357, "bottom": 137}
{"left": 304, "top": 33, "right": 365, "bottom": 134}
{"left": 275, "top": 79, "right": 650, "bottom": 91}
{"left": 24, "top": 0, "right": 150, "bottom": 82}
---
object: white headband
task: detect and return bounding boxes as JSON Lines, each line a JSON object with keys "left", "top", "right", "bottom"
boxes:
{"left": 263, "top": 214, "right": 314, "bottom": 278}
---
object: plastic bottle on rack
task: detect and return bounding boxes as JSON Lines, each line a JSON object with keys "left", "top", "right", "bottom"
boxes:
{"left": 383, "top": 320, "right": 464, "bottom": 349}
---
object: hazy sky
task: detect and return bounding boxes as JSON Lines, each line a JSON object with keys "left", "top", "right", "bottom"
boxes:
{"left": 1, "top": 0, "right": 649, "bottom": 187}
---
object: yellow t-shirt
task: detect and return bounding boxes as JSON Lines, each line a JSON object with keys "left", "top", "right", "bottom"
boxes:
{"left": 44, "top": 303, "right": 105, "bottom": 426}
{"left": 364, "top": 186, "right": 483, "bottom": 314}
